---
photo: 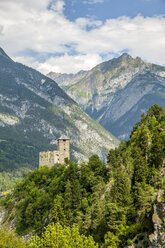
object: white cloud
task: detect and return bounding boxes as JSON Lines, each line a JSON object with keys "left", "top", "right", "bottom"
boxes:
{"left": 50, "top": 0, "right": 65, "bottom": 14}
{"left": 0, "top": 25, "right": 3, "bottom": 35}
{"left": 82, "top": 0, "right": 104, "bottom": 4}
{"left": 76, "top": 17, "right": 102, "bottom": 29}
{"left": 14, "top": 54, "right": 103, "bottom": 74}
{"left": 0, "top": 1, "right": 165, "bottom": 74}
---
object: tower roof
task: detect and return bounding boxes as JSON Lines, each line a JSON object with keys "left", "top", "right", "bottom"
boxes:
{"left": 58, "top": 135, "right": 70, "bottom": 140}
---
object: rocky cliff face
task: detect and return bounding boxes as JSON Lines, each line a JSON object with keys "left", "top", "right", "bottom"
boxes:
{"left": 149, "top": 190, "right": 165, "bottom": 248}
{"left": 149, "top": 168, "right": 165, "bottom": 248}
{"left": 48, "top": 54, "right": 165, "bottom": 139}
{"left": 47, "top": 70, "right": 88, "bottom": 88}
{"left": 126, "top": 168, "right": 165, "bottom": 248}
{"left": 0, "top": 47, "right": 119, "bottom": 168}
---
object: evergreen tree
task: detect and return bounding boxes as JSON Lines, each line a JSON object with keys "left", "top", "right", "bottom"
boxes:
{"left": 50, "top": 197, "right": 66, "bottom": 226}
{"left": 88, "top": 155, "right": 107, "bottom": 180}
{"left": 72, "top": 179, "right": 82, "bottom": 211}
{"left": 132, "top": 147, "right": 149, "bottom": 184}
{"left": 64, "top": 179, "right": 73, "bottom": 224}
{"left": 111, "top": 166, "right": 132, "bottom": 206}
{"left": 150, "top": 129, "right": 164, "bottom": 168}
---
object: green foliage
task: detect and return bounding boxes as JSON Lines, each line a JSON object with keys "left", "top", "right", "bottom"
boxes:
{"left": 50, "top": 197, "right": 66, "bottom": 226}
{"left": 88, "top": 154, "right": 107, "bottom": 180}
{"left": 110, "top": 166, "right": 132, "bottom": 206}
{"left": 0, "top": 167, "right": 31, "bottom": 192}
{"left": 103, "top": 231, "right": 120, "bottom": 248}
{"left": 0, "top": 228, "right": 26, "bottom": 248}
{"left": 27, "top": 222, "right": 98, "bottom": 248}
{"left": 0, "top": 140, "right": 38, "bottom": 172}
{"left": 78, "top": 91, "right": 88, "bottom": 98}
{"left": 132, "top": 147, "right": 149, "bottom": 184}
{"left": 2, "top": 159, "right": 108, "bottom": 240}
{"left": 1, "top": 104, "right": 164, "bottom": 248}
{"left": 106, "top": 104, "right": 165, "bottom": 246}
{"left": 0, "top": 139, "right": 40, "bottom": 192}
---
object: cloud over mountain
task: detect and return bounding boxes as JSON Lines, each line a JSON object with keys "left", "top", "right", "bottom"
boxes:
{"left": 0, "top": 0, "right": 165, "bottom": 73}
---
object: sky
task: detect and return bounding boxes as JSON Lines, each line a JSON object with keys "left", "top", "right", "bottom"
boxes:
{"left": 0, "top": 0, "right": 165, "bottom": 74}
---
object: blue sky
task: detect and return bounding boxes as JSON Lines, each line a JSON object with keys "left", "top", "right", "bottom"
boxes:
{"left": 65, "top": 0, "right": 165, "bottom": 21}
{"left": 0, "top": 0, "right": 165, "bottom": 73}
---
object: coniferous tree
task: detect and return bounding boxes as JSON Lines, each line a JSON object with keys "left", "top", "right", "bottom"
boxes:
{"left": 150, "top": 129, "right": 164, "bottom": 168}
{"left": 64, "top": 179, "right": 73, "bottom": 224}
{"left": 132, "top": 147, "right": 149, "bottom": 184}
{"left": 111, "top": 166, "right": 132, "bottom": 206}
{"left": 50, "top": 198, "right": 66, "bottom": 226}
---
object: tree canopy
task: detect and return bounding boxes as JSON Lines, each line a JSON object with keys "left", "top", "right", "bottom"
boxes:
{"left": 1, "top": 104, "right": 165, "bottom": 247}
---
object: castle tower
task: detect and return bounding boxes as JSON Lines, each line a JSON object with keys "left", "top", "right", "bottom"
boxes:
{"left": 58, "top": 136, "right": 70, "bottom": 164}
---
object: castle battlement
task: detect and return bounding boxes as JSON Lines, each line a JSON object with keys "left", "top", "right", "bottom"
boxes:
{"left": 39, "top": 136, "right": 70, "bottom": 167}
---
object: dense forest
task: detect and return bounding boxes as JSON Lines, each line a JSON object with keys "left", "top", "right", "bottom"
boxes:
{"left": 0, "top": 104, "right": 165, "bottom": 247}
{"left": 0, "top": 139, "right": 39, "bottom": 192}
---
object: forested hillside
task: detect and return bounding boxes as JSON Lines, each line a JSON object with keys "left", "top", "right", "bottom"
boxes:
{"left": 0, "top": 140, "right": 38, "bottom": 191}
{"left": 0, "top": 104, "right": 165, "bottom": 247}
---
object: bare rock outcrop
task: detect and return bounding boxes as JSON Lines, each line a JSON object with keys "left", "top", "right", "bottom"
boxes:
{"left": 149, "top": 190, "right": 165, "bottom": 248}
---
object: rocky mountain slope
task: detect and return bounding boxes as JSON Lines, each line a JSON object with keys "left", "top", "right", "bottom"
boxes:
{"left": 0, "top": 47, "right": 119, "bottom": 171}
{"left": 48, "top": 54, "right": 165, "bottom": 139}
{"left": 47, "top": 70, "right": 88, "bottom": 90}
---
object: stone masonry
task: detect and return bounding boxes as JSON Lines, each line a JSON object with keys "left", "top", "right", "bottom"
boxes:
{"left": 39, "top": 136, "right": 70, "bottom": 167}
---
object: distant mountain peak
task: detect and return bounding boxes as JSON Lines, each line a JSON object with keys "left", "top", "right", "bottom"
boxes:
{"left": 114, "top": 53, "right": 145, "bottom": 68}
{"left": 119, "top": 53, "right": 144, "bottom": 64}
{"left": 0, "top": 47, "right": 12, "bottom": 61}
{"left": 118, "top": 53, "right": 133, "bottom": 61}
{"left": 120, "top": 52, "right": 132, "bottom": 58}
{"left": 135, "top": 56, "right": 143, "bottom": 64}
{"left": 47, "top": 70, "right": 88, "bottom": 87}
{"left": 47, "top": 72, "right": 62, "bottom": 78}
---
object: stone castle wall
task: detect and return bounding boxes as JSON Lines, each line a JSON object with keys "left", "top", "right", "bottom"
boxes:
{"left": 39, "top": 138, "right": 70, "bottom": 167}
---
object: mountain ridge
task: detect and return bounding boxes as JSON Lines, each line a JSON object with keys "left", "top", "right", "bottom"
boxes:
{"left": 47, "top": 53, "right": 165, "bottom": 139}
{"left": 0, "top": 47, "right": 12, "bottom": 61}
{"left": 47, "top": 70, "right": 88, "bottom": 89}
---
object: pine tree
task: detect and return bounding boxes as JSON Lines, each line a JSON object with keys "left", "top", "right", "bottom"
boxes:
{"left": 111, "top": 166, "right": 132, "bottom": 206}
{"left": 64, "top": 179, "right": 73, "bottom": 224}
{"left": 50, "top": 198, "right": 66, "bottom": 226}
{"left": 132, "top": 147, "right": 149, "bottom": 184}
{"left": 150, "top": 129, "right": 164, "bottom": 168}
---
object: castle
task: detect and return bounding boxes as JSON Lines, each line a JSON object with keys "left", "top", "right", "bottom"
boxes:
{"left": 39, "top": 136, "right": 70, "bottom": 167}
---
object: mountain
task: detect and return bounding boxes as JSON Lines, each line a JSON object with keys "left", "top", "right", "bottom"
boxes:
{"left": 48, "top": 54, "right": 165, "bottom": 139}
{"left": 0, "top": 47, "right": 119, "bottom": 173}
{"left": 47, "top": 70, "right": 88, "bottom": 89}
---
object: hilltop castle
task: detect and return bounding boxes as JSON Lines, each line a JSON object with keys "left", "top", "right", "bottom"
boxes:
{"left": 39, "top": 136, "right": 70, "bottom": 167}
